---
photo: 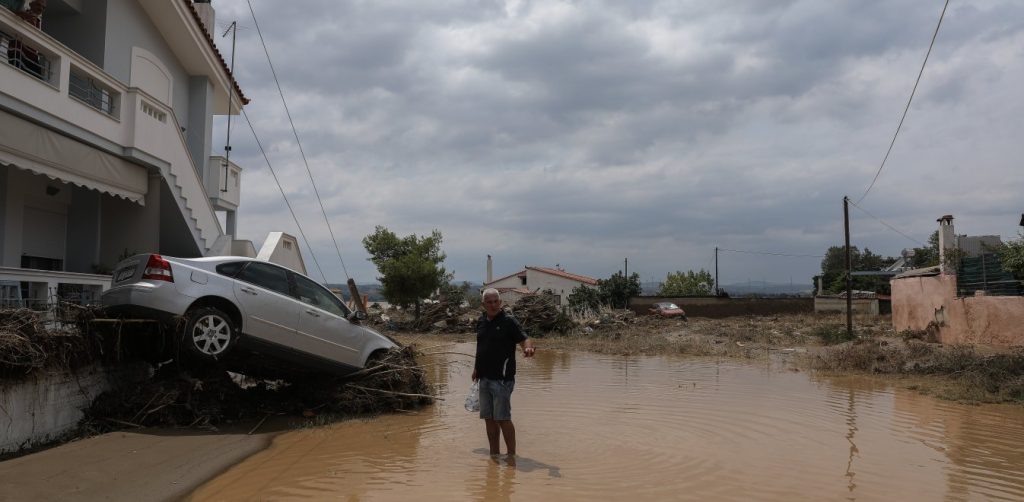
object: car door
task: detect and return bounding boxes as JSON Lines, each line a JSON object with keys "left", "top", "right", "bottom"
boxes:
{"left": 232, "top": 262, "right": 300, "bottom": 346}
{"left": 292, "top": 274, "right": 363, "bottom": 368}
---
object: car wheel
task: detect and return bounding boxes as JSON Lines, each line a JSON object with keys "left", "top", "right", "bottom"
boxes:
{"left": 182, "top": 307, "right": 237, "bottom": 360}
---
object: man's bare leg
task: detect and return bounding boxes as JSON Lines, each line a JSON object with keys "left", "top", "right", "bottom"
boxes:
{"left": 485, "top": 419, "right": 501, "bottom": 455}
{"left": 498, "top": 420, "right": 516, "bottom": 456}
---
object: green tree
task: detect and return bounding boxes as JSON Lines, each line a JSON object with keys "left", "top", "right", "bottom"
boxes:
{"left": 362, "top": 226, "right": 449, "bottom": 320}
{"left": 599, "top": 271, "right": 641, "bottom": 309}
{"left": 567, "top": 284, "right": 603, "bottom": 315}
{"left": 817, "top": 245, "right": 896, "bottom": 295}
{"left": 908, "top": 231, "right": 940, "bottom": 268}
{"left": 658, "top": 269, "right": 714, "bottom": 296}
{"left": 1000, "top": 234, "right": 1024, "bottom": 280}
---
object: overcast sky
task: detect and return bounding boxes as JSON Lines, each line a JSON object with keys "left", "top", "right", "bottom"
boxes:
{"left": 210, "top": 0, "right": 1024, "bottom": 288}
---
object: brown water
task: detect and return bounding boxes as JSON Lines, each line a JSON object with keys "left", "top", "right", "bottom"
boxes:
{"left": 191, "top": 344, "right": 1024, "bottom": 501}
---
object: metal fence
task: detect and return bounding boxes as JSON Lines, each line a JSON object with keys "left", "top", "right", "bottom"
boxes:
{"left": 957, "top": 253, "right": 1023, "bottom": 297}
{"left": 1, "top": 27, "right": 52, "bottom": 82}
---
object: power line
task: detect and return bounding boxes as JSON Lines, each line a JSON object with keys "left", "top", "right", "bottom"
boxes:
{"left": 241, "top": 108, "right": 329, "bottom": 284}
{"left": 856, "top": 0, "right": 950, "bottom": 204}
{"left": 718, "top": 248, "right": 824, "bottom": 258}
{"left": 845, "top": 198, "right": 926, "bottom": 247}
{"left": 246, "top": 0, "right": 352, "bottom": 281}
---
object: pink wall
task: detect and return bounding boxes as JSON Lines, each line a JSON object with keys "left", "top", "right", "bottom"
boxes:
{"left": 892, "top": 275, "right": 1024, "bottom": 347}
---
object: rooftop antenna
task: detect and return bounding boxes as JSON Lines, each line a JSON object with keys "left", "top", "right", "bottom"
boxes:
{"left": 221, "top": 20, "right": 238, "bottom": 193}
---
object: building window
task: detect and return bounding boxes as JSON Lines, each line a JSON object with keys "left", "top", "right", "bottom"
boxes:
{"left": 520, "top": 276, "right": 527, "bottom": 286}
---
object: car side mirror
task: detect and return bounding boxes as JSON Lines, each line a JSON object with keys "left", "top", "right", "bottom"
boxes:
{"left": 349, "top": 310, "right": 367, "bottom": 323}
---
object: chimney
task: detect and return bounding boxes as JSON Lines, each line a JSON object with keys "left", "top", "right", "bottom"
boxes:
{"left": 193, "top": 0, "right": 215, "bottom": 34}
{"left": 937, "top": 215, "right": 955, "bottom": 275}
{"left": 486, "top": 255, "right": 493, "bottom": 284}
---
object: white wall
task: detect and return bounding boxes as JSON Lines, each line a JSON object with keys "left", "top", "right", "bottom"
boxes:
{"left": 525, "top": 269, "right": 594, "bottom": 305}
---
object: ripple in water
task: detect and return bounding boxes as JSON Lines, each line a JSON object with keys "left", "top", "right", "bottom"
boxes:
{"left": 191, "top": 344, "right": 1024, "bottom": 501}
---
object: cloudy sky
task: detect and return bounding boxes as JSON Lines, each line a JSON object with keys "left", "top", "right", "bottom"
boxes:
{"left": 209, "top": 0, "right": 1024, "bottom": 289}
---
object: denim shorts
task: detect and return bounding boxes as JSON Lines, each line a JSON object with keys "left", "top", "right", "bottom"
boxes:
{"left": 478, "top": 378, "right": 515, "bottom": 421}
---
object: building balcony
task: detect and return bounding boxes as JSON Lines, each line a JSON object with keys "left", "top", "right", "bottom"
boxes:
{"left": 207, "top": 155, "right": 241, "bottom": 211}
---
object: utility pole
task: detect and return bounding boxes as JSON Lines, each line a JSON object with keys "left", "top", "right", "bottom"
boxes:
{"left": 715, "top": 246, "right": 719, "bottom": 296}
{"left": 221, "top": 21, "right": 238, "bottom": 193}
{"left": 624, "top": 257, "right": 628, "bottom": 277}
{"left": 843, "top": 196, "right": 853, "bottom": 338}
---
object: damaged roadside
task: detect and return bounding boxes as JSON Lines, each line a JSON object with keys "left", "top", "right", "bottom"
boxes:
{"left": 0, "top": 304, "right": 434, "bottom": 460}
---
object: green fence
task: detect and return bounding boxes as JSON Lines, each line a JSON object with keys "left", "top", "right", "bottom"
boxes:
{"left": 957, "top": 253, "right": 1022, "bottom": 296}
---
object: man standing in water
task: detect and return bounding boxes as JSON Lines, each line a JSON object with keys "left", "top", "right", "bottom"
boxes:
{"left": 473, "top": 288, "right": 535, "bottom": 457}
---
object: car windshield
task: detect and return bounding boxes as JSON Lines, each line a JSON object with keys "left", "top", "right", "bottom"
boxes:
{"left": 662, "top": 303, "right": 680, "bottom": 309}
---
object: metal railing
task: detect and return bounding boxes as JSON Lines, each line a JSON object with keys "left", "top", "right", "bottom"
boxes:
{"left": 0, "top": 26, "right": 51, "bottom": 82}
{"left": 69, "top": 69, "right": 118, "bottom": 117}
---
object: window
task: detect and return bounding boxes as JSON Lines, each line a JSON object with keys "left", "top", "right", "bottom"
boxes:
{"left": 235, "top": 262, "right": 291, "bottom": 296}
{"left": 520, "top": 276, "right": 527, "bottom": 286}
{"left": 216, "top": 261, "right": 247, "bottom": 278}
{"left": 293, "top": 275, "right": 350, "bottom": 318}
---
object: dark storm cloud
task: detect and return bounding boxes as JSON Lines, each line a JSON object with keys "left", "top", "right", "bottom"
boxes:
{"left": 215, "top": 0, "right": 1024, "bottom": 284}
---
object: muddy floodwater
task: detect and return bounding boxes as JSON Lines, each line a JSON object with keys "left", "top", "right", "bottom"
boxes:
{"left": 191, "top": 344, "right": 1024, "bottom": 501}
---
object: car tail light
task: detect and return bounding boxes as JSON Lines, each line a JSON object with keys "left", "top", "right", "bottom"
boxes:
{"left": 142, "top": 254, "right": 174, "bottom": 282}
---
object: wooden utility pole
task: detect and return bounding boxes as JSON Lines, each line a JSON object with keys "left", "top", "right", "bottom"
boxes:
{"left": 715, "top": 246, "right": 719, "bottom": 296}
{"left": 843, "top": 196, "right": 853, "bottom": 338}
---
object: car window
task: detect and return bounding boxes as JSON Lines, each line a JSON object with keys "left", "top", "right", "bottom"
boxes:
{"left": 235, "top": 262, "right": 292, "bottom": 296}
{"left": 293, "top": 275, "right": 350, "bottom": 318}
{"left": 215, "top": 261, "right": 247, "bottom": 278}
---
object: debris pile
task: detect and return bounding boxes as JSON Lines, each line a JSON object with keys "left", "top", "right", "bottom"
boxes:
{"left": 510, "top": 294, "right": 573, "bottom": 335}
{"left": 0, "top": 308, "right": 99, "bottom": 378}
{"left": 82, "top": 346, "right": 434, "bottom": 431}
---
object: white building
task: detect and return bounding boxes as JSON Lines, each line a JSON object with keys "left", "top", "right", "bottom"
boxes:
{"left": 0, "top": 0, "right": 256, "bottom": 307}
{"left": 484, "top": 256, "right": 599, "bottom": 306}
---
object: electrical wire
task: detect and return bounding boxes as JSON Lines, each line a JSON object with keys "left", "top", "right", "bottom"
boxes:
{"left": 717, "top": 248, "right": 824, "bottom": 258}
{"left": 856, "top": 0, "right": 950, "bottom": 204}
{"left": 241, "top": 108, "right": 329, "bottom": 284}
{"left": 846, "top": 198, "right": 927, "bottom": 247}
{"left": 246, "top": 0, "right": 352, "bottom": 281}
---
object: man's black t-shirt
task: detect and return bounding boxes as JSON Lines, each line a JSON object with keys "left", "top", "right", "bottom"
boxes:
{"left": 474, "top": 310, "right": 528, "bottom": 381}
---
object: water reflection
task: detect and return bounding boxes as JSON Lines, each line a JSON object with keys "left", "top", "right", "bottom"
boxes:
{"left": 192, "top": 345, "right": 1024, "bottom": 501}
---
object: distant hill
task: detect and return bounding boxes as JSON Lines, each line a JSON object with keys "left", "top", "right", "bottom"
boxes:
{"left": 719, "top": 281, "right": 814, "bottom": 297}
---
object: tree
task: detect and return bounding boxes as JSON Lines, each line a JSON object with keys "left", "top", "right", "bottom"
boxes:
{"left": 362, "top": 226, "right": 448, "bottom": 320}
{"left": 1000, "top": 234, "right": 1024, "bottom": 280}
{"left": 598, "top": 271, "right": 641, "bottom": 309}
{"left": 908, "top": 230, "right": 940, "bottom": 268}
{"left": 567, "top": 284, "right": 603, "bottom": 315}
{"left": 817, "top": 245, "right": 896, "bottom": 295}
{"left": 658, "top": 269, "right": 714, "bottom": 296}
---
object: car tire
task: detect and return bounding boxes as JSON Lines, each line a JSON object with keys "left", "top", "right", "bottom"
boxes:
{"left": 181, "top": 307, "right": 237, "bottom": 361}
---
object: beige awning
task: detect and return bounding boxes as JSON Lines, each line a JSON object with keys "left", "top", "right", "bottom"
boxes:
{"left": 0, "top": 110, "right": 147, "bottom": 204}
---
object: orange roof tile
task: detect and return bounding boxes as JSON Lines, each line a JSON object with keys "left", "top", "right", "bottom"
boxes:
{"left": 526, "top": 267, "right": 599, "bottom": 285}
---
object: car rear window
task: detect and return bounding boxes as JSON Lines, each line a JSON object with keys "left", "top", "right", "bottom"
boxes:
{"left": 216, "top": 261, "right": 247, "bottom": 278}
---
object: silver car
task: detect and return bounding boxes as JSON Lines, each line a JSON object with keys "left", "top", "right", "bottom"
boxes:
{"left": 101, "top": 254, "right": 397, "bottom": 377}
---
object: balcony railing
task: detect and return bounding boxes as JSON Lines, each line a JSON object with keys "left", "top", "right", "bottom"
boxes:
{"left": 0, "top": 26, "right": 52, "bottom": 82}
{"left": 69, "top": 67, "right": 118, "bottom": 117}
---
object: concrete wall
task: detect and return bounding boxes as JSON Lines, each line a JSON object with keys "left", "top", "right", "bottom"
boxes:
{"left": 524, "top": 270, "right": 593, "bottom": 306}
{"left": 629, "top": 296, "right": 814, "bottom": 318}
{"left": 892, "top": 275, "right": 1024, "bottom": 347}
{"left": 42, "top": 0, "right": 108, "bottom": 67}
{"left": 0, "top": 365, "right": 112, "bottom": 455}
{"left": 814, "top": 297, "right": 880, "bottom": 315}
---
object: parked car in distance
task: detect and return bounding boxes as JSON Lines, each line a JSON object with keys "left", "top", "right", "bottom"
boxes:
{"left": 101, "top": 254, "right": 397, "bottom": 378}
{"left": 649, "top": 302, "right": 687, "bottom": 320}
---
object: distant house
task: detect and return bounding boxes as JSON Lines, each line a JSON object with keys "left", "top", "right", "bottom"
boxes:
{"left": 484, "top": 256, "right": 598, "bottom": 306}
{"left": 891, "top": 214, "right": 1024, "bottom": 347}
